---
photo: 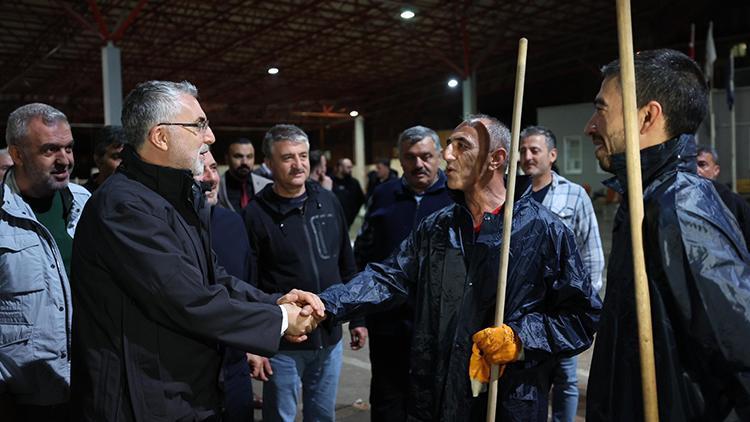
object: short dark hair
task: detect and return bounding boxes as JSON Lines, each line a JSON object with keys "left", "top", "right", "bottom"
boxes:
{"left": 94, "top": 126, "right": 125, "bottom": 159}
{"left": 601, "top": 48, "right": 708, "bottom": 138}
{"left": 520, "top": 125, "right": 557, "bottom": 150}
{"left": 228, "top": 137, "right": 253, "bottom": 148}
{"left": 696, "top": 144, "right": 719, "bottom": 164}
{"left": 375, "top": 158, "right": 390, "bottom": 167}
{"left": 310, "top": 149, "right": 326, "bottom": 169}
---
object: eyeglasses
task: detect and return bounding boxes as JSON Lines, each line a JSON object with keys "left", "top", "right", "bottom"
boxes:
{"left": 156, "top": 118, "right": 210, "bottom": 134}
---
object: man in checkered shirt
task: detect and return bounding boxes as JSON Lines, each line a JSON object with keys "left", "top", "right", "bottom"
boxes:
{"left": 520, "top": 125, "right": 604, "bottom": 422}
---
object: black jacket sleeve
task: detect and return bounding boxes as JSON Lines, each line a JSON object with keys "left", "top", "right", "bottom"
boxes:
{"left": 98, "top": 200, "right": 282, "bottom": 356}
{"left": 319, "top": 228, "right": 416, "bottom": 323}
{"left": 507, "top": 220, "right": 602, "bottom": 360}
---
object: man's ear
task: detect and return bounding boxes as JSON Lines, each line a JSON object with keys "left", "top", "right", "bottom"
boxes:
{"left": 7, "top": 145, "right": 23, "bottom": 167}
{"left": 148, "top": 126, "right": 169, "bottom": 152}
{"left": 638, "top": 100, "right": 663, "bottom": 135}
{"left": 489, "top": 148, "right": 507, "bottom": 171}
{"left": 550, "top": 147, "right": 558, "bottom": 163}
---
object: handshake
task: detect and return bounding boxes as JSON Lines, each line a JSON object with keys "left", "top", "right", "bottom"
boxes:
{"left": 277, "top": 289, "right": 328, "bottom": 343}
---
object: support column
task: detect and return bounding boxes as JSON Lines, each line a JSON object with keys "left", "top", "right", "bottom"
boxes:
{"left": 353, "top": 116, "right": 366, "bottom": 188}
{"left": 102, "top": 41, "right": 123, "bottom": 125}
{"left": 462, "top": 70, "right": 477, "bottom": 118}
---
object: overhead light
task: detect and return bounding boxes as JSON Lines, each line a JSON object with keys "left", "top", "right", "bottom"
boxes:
{"left": 400, "top": 10, "right": 415, "bottom": 20}
{"left": 349, "top": 110, "right": 359, "bottom": 117}
{"left": 448, "top": 78, "right": 459, "bottom": 88}
{"left": 267, "top": 67, "right": 279, "bottom": 75}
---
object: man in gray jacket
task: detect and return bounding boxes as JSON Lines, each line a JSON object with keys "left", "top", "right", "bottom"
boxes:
{"left": 0, "top": 103, "right": 90, "bottom": 421}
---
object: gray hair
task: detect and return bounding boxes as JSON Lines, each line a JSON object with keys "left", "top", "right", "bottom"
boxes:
{"left": 6, "top": 103, "right": 68, "bottom": 147}
{"left": 262, "top": 124, "right": 309, "bottom": 158}
{"left": 520, "top": 125, "right": 557, "bottom": 151}
{"left": 397, "top": 125, "right": 441, "bottom": 157}
{"left": 696, "top": 144, "right": 719, "bottom": 164}
{"left": 122, "top": 80, "right": 198, "bottom": 149}
{"left": 466, "top": 113, "right": 510, "bottom": 152}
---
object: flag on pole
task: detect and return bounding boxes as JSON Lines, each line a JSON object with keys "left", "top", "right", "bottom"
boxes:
{"left": 727, "top": 52, "right": 735, "bottom": 110}
{"left": 689, "top": 23, "right": 695, "bottom": 59}
{"left": 705, "top": 21, "right": 717, "bottom": 83}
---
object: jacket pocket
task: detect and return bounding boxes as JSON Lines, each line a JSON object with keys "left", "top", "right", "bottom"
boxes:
{"left": 0, "top": 234, "right": 47, "bottom": 294}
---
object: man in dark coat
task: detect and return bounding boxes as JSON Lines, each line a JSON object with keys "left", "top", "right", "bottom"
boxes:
{"left": 695, "top": 144, "right": 750, "bottom": 245}
{"left": 196, "top": 149, "right": 257, "bottom": 422}
{"left": 332, "top": 157, "right": 365, "bottom": 228}
{"left": 584, "top": 49, "right": 750, "bottom": 421}
{"left": 244, "top": 124, "right": 366, "bottom": 422}
{"left": 318, "top": 114, "right": 602, "bottom": 421}
{"left": 353, "top": 125, "right": 452, "bottom": 421}
{"left": 70, "top": 81, "right": 322, "bottom": 421}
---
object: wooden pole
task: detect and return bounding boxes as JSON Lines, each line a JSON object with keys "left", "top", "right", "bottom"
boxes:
{"left": 486, "top": 37, "right": 527, "bottom": 422}
{"left": 614, "top": 1, "right": 659, "bottom": 421}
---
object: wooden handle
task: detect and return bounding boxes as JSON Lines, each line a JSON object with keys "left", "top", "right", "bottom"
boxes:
{"left": 615, "top": 1, "right": 659, "bottom": 421}
{"left": 486, "top": 37, "right": 527, "bottom": 422}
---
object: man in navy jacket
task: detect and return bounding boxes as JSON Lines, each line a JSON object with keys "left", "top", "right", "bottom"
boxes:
{"left": 353, "top": 125, "right": 452, "bottom": 421}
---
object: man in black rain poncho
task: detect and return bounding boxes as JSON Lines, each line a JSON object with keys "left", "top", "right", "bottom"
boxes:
{"left": 318, "top": 114, "right": 602, "bottom": 421}
{"left": 584, "top": 49, "right": 750, "bottom": 421}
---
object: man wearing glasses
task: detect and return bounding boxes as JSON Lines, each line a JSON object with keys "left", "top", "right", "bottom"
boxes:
{"left": 70, "top": 80, "right": 324, "bottom": 421}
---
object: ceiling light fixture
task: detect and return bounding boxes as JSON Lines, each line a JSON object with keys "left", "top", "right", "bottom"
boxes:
{"left": 448, "top": 78, "right": 459, "bottom": 88}
{"left": 267, "top": 67, "right": 279, "bottom": 75}
{"left": 349, "top": 110, "right": 359, "bottom": 117}
{"left": 400, "top": 10, "right": 415, "bottom": 20}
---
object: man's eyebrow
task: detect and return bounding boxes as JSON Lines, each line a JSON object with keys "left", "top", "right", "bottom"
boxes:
{"left": 594, "top": 97, "right": 607, "bottom": 107}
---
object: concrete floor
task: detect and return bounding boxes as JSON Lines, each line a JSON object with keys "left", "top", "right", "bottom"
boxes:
{"left": 253, "top": 201, "right": 619, "bottom": 421}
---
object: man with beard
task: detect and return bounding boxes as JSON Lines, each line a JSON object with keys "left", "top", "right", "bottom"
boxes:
{"left": 243, "top": 124, "right": 365, "bottom": 422}
{"left": 332, "top": 157, "right": 365, "bottom": 228}
{"left": 519, "top": 125, "right": 604, "bottom": 422}
{"left": 318, "top": 114, "right": 601, "bottom": 421}
{"left": 353, "top": 125, "right": 452, "bottom": 421}
{"left": 70, "top": 81, "right": 323, "bottom": 421}
{"left": 218, "top": 137, "right": 272, "bottom": 212}
{"left": 0, "top": 103, "right": 89, "bottom": 421}
{"left": 196, "top": 149, "right": 257, "bottom": 421}
{"left": 0, "top": 148, "right": 13, "bottom": 179}
{"left": 83, "top": 125, "right": 125, "bottom": 192}
{"left": 584, "top": 49, "right": 750, "bottom": 421}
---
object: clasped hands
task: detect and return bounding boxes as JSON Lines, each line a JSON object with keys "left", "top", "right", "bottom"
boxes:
{"left": 277, "top": 289, "right": 328, "bottom": 343}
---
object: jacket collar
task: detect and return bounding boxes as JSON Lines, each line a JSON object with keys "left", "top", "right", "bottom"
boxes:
{"left": 119, "top": 145, "right": 202, "bottom": 211}
{"left": 256, "top": 180, "right": 321, "bottom": 217}
{"left": 603, "top": 134, "right": 696, "bottom": 194}
{"left": 397, "top": 170, "right": 447, "bottom": 198}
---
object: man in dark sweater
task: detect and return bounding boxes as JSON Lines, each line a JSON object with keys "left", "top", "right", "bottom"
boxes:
{"left": 244, "top": 124, "right": 366, "bottom": 422}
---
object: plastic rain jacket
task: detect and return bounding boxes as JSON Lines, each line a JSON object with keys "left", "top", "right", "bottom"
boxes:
{"left": 319, "top": 193, "right": 602, "bottom": 421}
{"left": 586, "top": 135, "right": 750, "bottom": 421}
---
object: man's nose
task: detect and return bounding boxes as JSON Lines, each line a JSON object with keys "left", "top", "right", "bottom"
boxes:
{"left": 584, "top": 116, "right": 597, "bottom": 136}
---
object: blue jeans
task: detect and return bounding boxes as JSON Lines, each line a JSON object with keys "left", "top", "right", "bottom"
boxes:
{"left": 262, "top": 341, "right": 343, "bottom": 422}
{"left": 551, "top": 355, "right": 579, "bottom": 422}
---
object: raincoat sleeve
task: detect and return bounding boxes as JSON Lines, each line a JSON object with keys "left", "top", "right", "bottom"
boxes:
{"left": 507, "top": 221, "right": 602, "bottom": 360}
{"left": 674, "top": 184, "right": 750, "bottom": 416}
{"left": 318, "top": 224, "right": 419, "bottom": 323}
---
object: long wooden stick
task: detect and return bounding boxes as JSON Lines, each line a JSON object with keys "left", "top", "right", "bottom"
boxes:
{"left": 486, "top": 37, "right": 527, "bottom": 422}
{"left": 615, "top": 1, "right": 659, "bottom": 421}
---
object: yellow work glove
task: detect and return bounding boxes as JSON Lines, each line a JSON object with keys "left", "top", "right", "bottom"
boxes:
{"left": 472, "top": 324, "right": 522, "bottom": 365}
{"left": 469, "top": 343, "right": 506, "bottom": 396}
